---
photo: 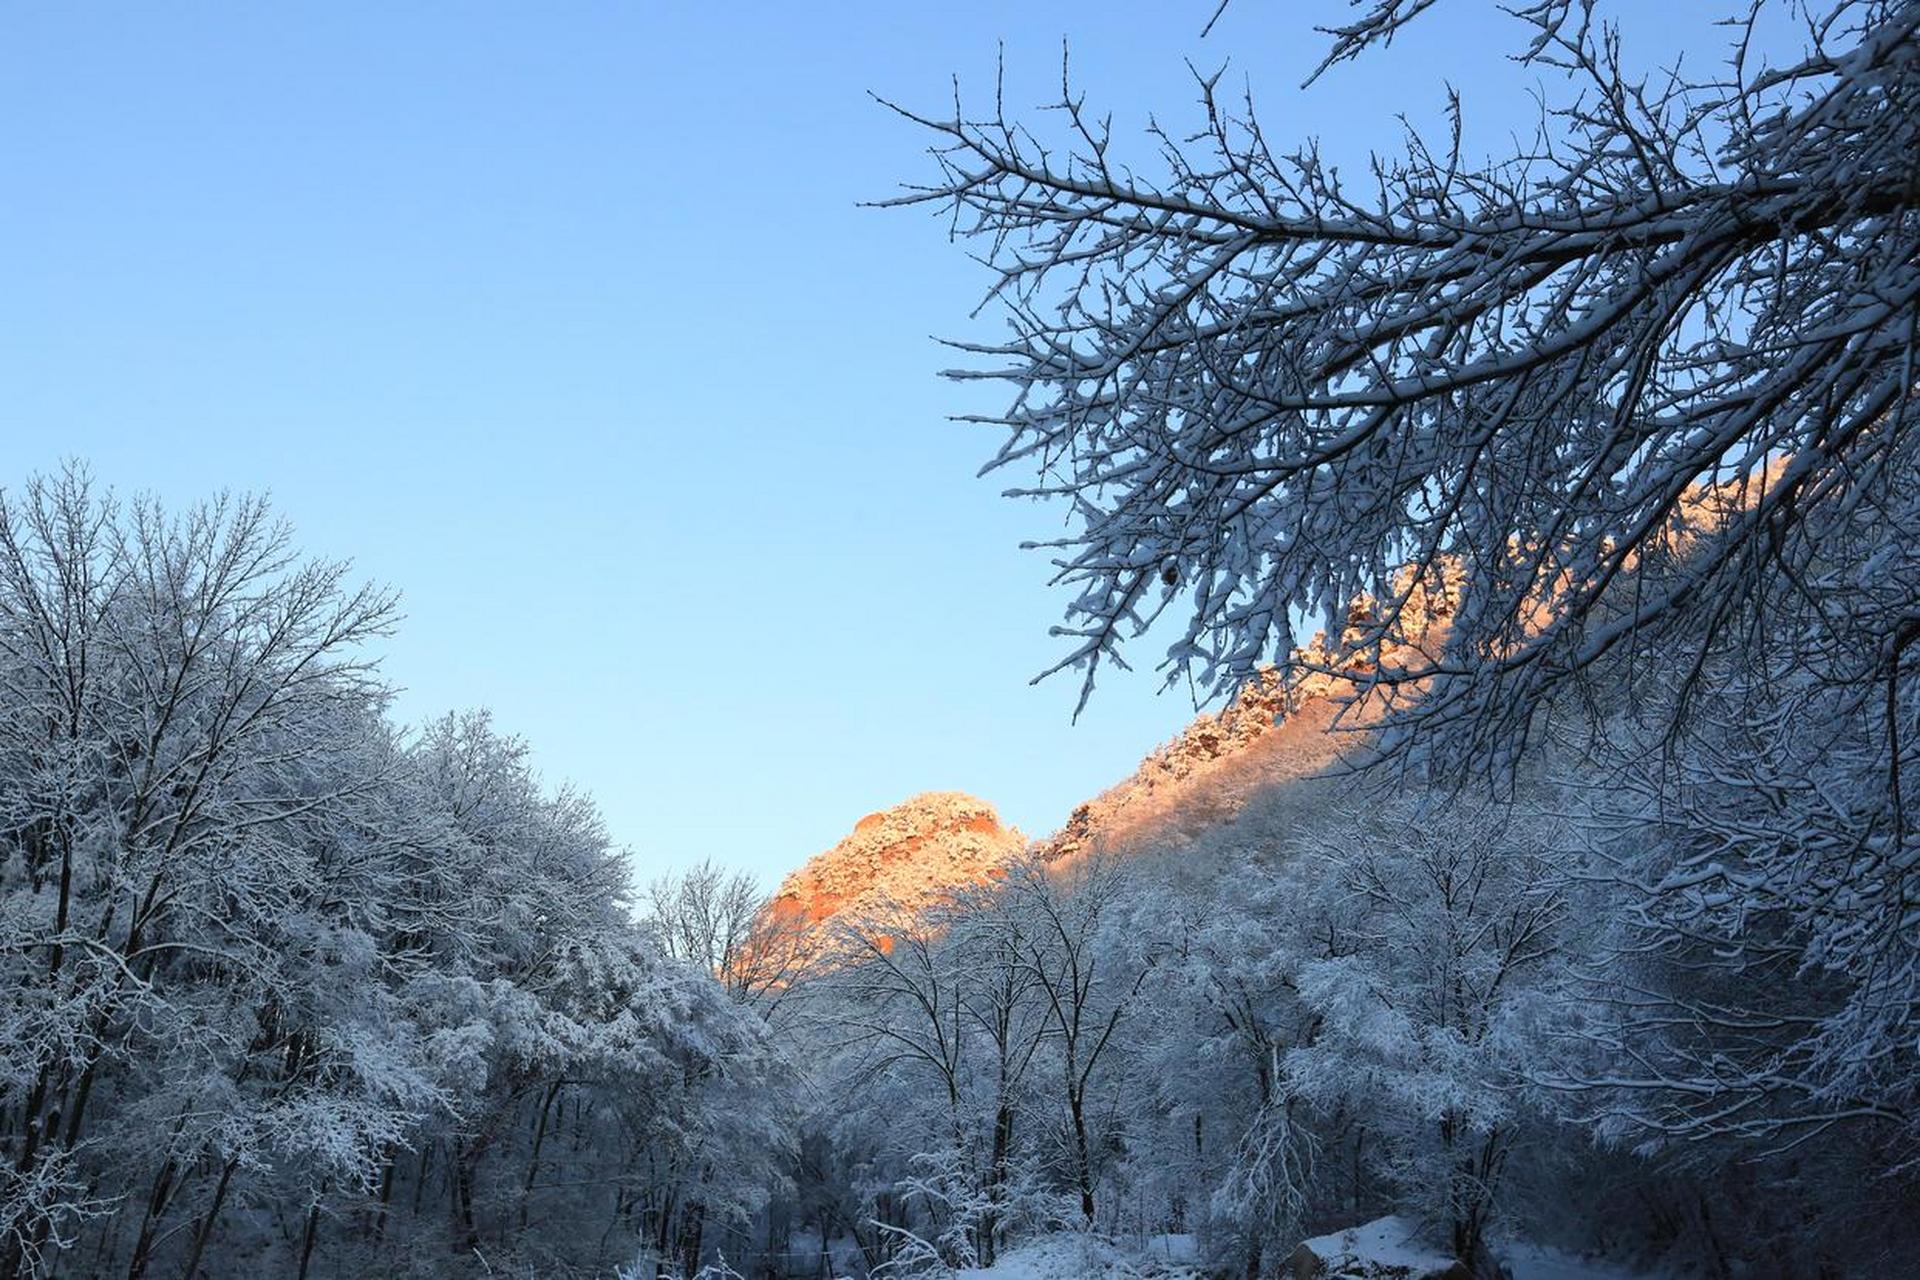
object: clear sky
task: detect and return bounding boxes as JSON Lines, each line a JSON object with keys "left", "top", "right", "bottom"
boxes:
{"left": 0, "top": 1, "right": 1739, "bottom": 886}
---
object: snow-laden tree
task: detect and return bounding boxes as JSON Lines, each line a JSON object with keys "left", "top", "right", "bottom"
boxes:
{"left": 805, "top": 888, "right": 1056, "bottom": 1273}
{"left": 0, "top": 468, "right": 400, "bottom": 1276}
{"left": 1100, "top": 849, "right": 1316, "bottom": 1279}
{"left": 799, "top": 859, "right": 1157, "bottom": 1272}
{"left": 1282, "top": 797, "right": 1568, "bottom": 1269}
{"left": 1000, "top": 855, "right": 1144, "bottom": 1231}
{"left": 938, "top": 884, "right": 1053, "bottom": 1266}
{"left": 1552, "top": 562, "right": 1920, "bottom": 1158}
{"left": 888, "top": 0, "right": 1919, "bottom": 783}
{"left": 0, "top": 472, "right": 794, "bottom": 1279}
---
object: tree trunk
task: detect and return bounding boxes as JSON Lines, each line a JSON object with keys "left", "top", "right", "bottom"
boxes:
{"left": 1070, "top": 1088, "right": 1095, "bottom": 1224}
{"left": 294, "top": 1201, "right": 322, "bottom": 1280}
{"left": 125, "top": 1155, "right": 181, "bottom": 1280}
{"left": 177, "top": 1157, "right": 237, "bottom": 1280}
{"left": 979, "top": 1100, "right": 1014, "bottom": 1267}
{"left": 678, "top": 1200, "right": 706, "bottom": 1278}
{"left": 520, "top": 1081, "right": 561, "bottom": 1232}
{"left": 371, "top": 1151, "right": 397, "bottom": 1245}
{"left": 449, "top": 1141, "right": 480, "bottom": 1255}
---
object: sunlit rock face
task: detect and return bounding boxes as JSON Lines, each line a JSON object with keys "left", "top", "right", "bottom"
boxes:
{"left": 1025, "top": 487, "right": 1762, "bottom": 872}
{"left": 1034, "top": 689, "right": 1350, "bottom": 869}
{"left": 772, "top": 568, "right": 1475, "bottom": 934}
{"left": 1039, "top": 565, "right": 1463, "bottom": 868}
{"left": 768, "top": 791, "right": 1027, "bottom": 933}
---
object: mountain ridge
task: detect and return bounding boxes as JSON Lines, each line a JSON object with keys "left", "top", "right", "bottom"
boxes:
{"left": 769, "top": 560, "right": 1464, "bottom": 933}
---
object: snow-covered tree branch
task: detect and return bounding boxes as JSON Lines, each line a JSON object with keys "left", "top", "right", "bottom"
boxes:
{"left": 886, "top": 0, "right": 1918, "bottom": 788}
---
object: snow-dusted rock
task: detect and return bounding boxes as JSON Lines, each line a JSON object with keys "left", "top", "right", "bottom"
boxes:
{"left": 1288, "top": 1217, "right": 1472, "bottom": 1280}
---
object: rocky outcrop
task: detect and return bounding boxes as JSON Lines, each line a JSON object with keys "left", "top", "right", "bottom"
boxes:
{"left": 1038, "top": 561, "right": 1462, "bottom": 867}
{"left": 767, "top": 791, "right": 1026, "bottom": 934}
{"left": 1288, "top": 1218, "right": 1472, "bottom": 1280}
{"left": 1035, "top": 680, "right": 1348, "bottom": 867}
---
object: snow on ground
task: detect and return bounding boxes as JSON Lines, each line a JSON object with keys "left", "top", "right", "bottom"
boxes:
{"left": 1142, "top": 1234, "right": 1200, "bottom": 1266}
{"left": 1500, "top": 1240, "right": 1671, "bottom": 1280}
{"left": 949, "top": 1233, "right": 1204, "bottom": 1279}
{"left": 1295, "top": 1217, "right": 1672, "bottom": 1280}
{"left": 941, "top": 1226, "right": 1665, "bottom": 1280}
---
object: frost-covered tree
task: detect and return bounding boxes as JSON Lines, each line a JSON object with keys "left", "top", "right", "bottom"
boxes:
{"left": 0, "top": 471, "right": 793, "bottom": 1280}
{"left": 1001, "top": 856, "right": 1142, "bottom": 1230}
{"left": 939, "top": 884, "right": 1051, "bottom": 1266}
{"left": 808, "top": 892, "right": 1050, "bottom": 1272}
{"left": 0, "top": 468, "right": 399, "bottom": 1276}
{"left": 1283, "top": 798, "right": 1567, "bottom": 1269}
{"left": 800, "top": 860, "right": 1159, "bottom": 1273}
{"left": 1554, "top": 599, "right": 1920, "bottom": 1157}
{"left": 818, "top": 912, "right": 981, "bottom": 1271}
{"left": 644, "top": 858, "right": 815, "bottom": 1014}
{"left": 1100, "top": 849, "right": 1316, "bottom": 1278}
{"left": 890, "top": 0, "right": 1919, "bottom": 778}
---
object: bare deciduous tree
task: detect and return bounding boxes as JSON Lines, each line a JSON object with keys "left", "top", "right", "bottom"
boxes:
{"left": 645, "top": 858, "right": 815, "bottom": 1012}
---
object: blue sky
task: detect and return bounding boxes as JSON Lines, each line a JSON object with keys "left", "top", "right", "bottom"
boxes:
{"left": 0, "top": 1, "right": 1738, "bottom": 886}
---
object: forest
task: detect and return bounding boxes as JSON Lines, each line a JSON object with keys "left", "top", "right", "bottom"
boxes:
{"left": 3, "top": 0, "right": 1916, "bottom": 1276}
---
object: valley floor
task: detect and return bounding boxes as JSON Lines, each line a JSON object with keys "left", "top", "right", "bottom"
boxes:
{"left": 945, "top": 1226, "right": 1665, "bottom": 1280}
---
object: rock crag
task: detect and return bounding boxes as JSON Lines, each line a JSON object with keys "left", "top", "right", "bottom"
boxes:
{"left": 767, "top": 791, "right": 1026, "bottom": 933}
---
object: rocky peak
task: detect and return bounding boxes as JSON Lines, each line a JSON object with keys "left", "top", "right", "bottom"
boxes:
{"left": 768, "top": 791, "right": 1027, "bottom": 933}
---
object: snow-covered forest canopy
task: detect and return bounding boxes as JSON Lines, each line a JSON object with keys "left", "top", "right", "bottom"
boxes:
{"left": 4, "top": 0, "right": 1917, "bottom": 1277}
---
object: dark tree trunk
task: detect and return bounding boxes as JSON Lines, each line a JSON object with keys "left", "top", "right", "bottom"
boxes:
{"left": 372, "top": 1152, "right": 397, "bottom": 1245}
{"left": 520, "top": 1081, "right": 561, "bottom": 1232}
{"left": 295, "top": 1201, "right": 322, "bottom": 1280}
{"left": 452, "top": 1152, "right": 479, "bottom": 1255}
{"left": 1070, "top": 1089, "right": 1095, "bottom": 1224}
{"left": 678, "top": 1201, "right": 706, "bottom": 1278}
{"left": 124, "top": 1157, "right": 180, "bottom": 1280}
{"left": 177, "top": 1157, "right": 237, "bottom": 1280}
